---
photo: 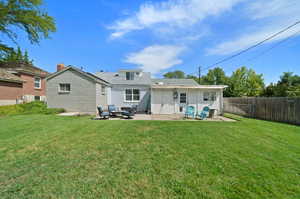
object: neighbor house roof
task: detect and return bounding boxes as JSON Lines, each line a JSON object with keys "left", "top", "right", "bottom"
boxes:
{"left": 46, "top": 66, "right": 110, "bottom": 85}
{"left": 0, "top": 61, "right": 49, "bottom": 77}
{"left": 96, "top": 71, "right": 152, "bottom": 85}
{"left": 0, "top": 68, "right": 24, "bottom": 83}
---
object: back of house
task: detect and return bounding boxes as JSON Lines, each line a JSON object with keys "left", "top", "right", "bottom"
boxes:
{"left": 46, "top": 64, "right": 109, "bottom": 114}
{"left": 46, "top": 66, "right": 227, "bottom": 115}
{"left": 96, "top": 69, "right": 152, "bottom": 113}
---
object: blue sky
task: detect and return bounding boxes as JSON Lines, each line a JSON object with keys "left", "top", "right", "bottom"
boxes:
{"left": 5, "top": 0, "right": 300, "bottom": 84}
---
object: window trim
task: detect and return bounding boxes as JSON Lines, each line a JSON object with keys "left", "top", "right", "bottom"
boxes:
{"left": 124, "top": 88, "right": 140, "bottom": 102}
{"left": 34, "top": 77, "right": 41, "bottom": 89}
{"left": 58, "top": 83, "right": 71, "bottom": 93}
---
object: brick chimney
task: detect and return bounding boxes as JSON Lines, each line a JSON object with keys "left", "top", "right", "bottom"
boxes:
{"left": 57, "top": 64, "right": 65, "bottom": 72}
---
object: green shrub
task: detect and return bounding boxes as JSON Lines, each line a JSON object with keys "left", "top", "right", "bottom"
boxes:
{"left": 0, "top": 101, "right": 65, "bottom": 116}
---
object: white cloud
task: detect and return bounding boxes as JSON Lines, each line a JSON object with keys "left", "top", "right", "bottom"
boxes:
{"left": 109, "top": 0, "right": 244, "bottom": 39}
{"left": 207, "top": 26, "right": 300, "bottom": 55}
{"left": 207, "top": 0, "right": 300, "bottom": 55}
{"left": 248, "top": 0, "right": 299, "bottom": 20}
{"left": 125, "top": 45, "right": 185, "bottom": 74}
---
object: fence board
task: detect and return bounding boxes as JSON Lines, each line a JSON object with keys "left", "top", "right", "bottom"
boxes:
{"left": 224, "top": 97, "right": 300, "bottom": 125}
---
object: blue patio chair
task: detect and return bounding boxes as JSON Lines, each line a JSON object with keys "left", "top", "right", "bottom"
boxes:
{"left": 97, "top": 106, "right": 110, "bottom": 119}
{"left": 108, "top": 105, "right": 117, "bottom": 117}
{"left": 196, "top": 106, "right": 210, "bottom": 120}
{"left": 185, "top": 106, "right": 195, "bottom": 118}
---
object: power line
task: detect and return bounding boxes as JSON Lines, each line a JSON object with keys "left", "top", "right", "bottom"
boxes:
{"left": 246, "top": 29, "right": 300, "bottom": 62}
{"left": 202, "top": 20, "right": 300, "bottom": 72}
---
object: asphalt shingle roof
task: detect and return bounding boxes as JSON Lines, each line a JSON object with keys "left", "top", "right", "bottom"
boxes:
{"left": 151, "top": 78, "right": 199, "bottom": 86}
{"left": 0, "top": 68, "right": 23, "bottom": 83}
{"left": 0, "top": 61, "right": 49, "bottom": 77}
{"left": 96, "top": 72, "right": 152, "bottom": 85}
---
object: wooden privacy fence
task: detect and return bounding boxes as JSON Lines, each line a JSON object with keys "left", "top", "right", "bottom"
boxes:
{"left": 224, "top": 97, "right": 300, "bottom": 125}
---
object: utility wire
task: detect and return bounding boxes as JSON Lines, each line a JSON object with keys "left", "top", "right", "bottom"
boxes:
{"left": 246, "top": 29, "right": 300, "bottom": 62}
{"left": 202, "top": 20, "right": 300, "bottom": 72}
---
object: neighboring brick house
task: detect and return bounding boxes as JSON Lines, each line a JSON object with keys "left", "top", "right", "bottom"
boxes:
{"left": 0, "top": 62, "right": 49, "bottom": 105}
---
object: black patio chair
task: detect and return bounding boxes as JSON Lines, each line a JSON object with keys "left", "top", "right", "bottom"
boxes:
{"left": 121, "top": 107, "right": 135, "bottom": 119}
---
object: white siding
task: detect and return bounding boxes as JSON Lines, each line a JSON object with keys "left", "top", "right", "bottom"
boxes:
{"left": 110, "top": 85, "right": 150, "bottom": 112}
{"left": 151, "top": 88, "right": 224, "bottom": 115}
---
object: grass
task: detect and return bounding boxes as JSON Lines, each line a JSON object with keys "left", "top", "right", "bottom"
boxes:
{"left": 0, "top": 101, "right": 65, "bottom": 116}
{"left": 0, "top": 114, "right": 299, "bottom": 198}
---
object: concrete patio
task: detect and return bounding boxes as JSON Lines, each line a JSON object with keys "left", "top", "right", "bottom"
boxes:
{"left": 58, "top": 112, "right": 235, "bottom": 121}
{"left": 102, "top": 114, "right": 235, "bottom": 121}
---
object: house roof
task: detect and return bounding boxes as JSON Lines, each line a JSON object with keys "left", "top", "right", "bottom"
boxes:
{"left": 151, "top": 79, "right": 227, "bottom": 89}
{"left": 46, "top": 66, "right": 110, "bottom": 85}
{"left": 151, "top": 78, "right": 200, "bottom": 86}
{"left": 0, "top": 68, "right": 24, "bottom": 83}
{"left": 96, "top": 71, "right": 152, "bottom": 85}
{"left": 151, "top": 85, "right": 228, "bottom": 89}
{"left": 0, "top": 61, "right": 49, "bottom": 77}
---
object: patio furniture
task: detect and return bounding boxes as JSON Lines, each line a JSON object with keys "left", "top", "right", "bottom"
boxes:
{"left": 121, "top": 108, "right": 135, "bottom": 119}
{"left": 208, "top": 109, "right": 216, "bottom": 118}
{"left": 196, "top": 106, "right": 210, "bottom": 120}
{"left": 185, "top": 106, "right": 195, "bottom": 118}
{"left": 108, "top": 105, "right": 118, "bottom": 117}
{"left": 97, "top": 106, "right": 110, "bottom": 119}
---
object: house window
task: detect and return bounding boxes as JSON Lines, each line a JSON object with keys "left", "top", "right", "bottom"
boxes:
{"left": 34, "top": 96, "right": 41, "bottom": 101}
{"left": 126, "top": 72, "right": 134, "bottom": 80}
{"left": 180, "top": 93, "right": 187, "bottom": 103}
{"left": 101, "top": 85, "right": 106, "bottom": 95}
{"left": 125, "top": 89, "right": 140, "bottom": 102}
{"left": 34, "top": 77, "right": 41, "bottom": 89}
{"left": 59, "top": 83, "right": 71, "bottom": 92}
{"left": 203, "top": 92, "right": 210, "bottom": 101}
{"left": 203, "top": 92, "right": 217, "bottom": 101}
{"left": 210, "top": 92, "right": 217, "bottom": 101}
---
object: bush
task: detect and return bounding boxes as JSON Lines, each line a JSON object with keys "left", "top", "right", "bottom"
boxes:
{"left": 0, "top": 101, "right": 65, "bottom": 116}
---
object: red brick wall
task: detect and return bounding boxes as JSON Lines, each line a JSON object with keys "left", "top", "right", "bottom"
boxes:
{"left": 21, "top": 74, "right": 46, "bottom": 96}
{"left": 0, "top": 81, "right": 23, "bottom": 100}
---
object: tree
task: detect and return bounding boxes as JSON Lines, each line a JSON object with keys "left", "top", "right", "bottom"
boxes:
{"left": 0, "top": 0, "right": 56, "bottom": 54}
{"left": 226, "top": 66, "right": 264, "bottom": 97}
{"left": 246, "top": 69, "right": 265, "bottom": 96}
{"left": 163, "top": 70, "right": 186, "bottom": 79}
{"left": 201, "top": 67, "right": 228, "bottom": 85}
{"left": 267, "top": 72, "right": 300, "bottom": 97}
{"left": 0, "top": 47, "right": 33, "bottom": 64}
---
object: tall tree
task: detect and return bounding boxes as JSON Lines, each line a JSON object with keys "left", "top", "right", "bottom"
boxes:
{"left": 163, "top": 70, "right": 186, "bottom": 79}
{"left": 227, "top": 66, "right": 264, "bottom": 97}
{"left": 246, "top": 69, "right": 265, "bottom": 96}
{"left": 201, "top": 67, "right": 228, "bottom": 85}
{"left": 0, "top": 0, "right": 56, "bottom": 54}
{"left": 0, "top": 47, "right": 33, "bottom": 64}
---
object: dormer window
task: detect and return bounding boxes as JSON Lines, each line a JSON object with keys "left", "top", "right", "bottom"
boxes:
{"left": 126, "top": 72, "right": 134, "bottom": 80}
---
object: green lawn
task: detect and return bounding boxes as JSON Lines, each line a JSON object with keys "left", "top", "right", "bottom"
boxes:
{"left": 0, "top": 114, "right": 299, "bottom": 199}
